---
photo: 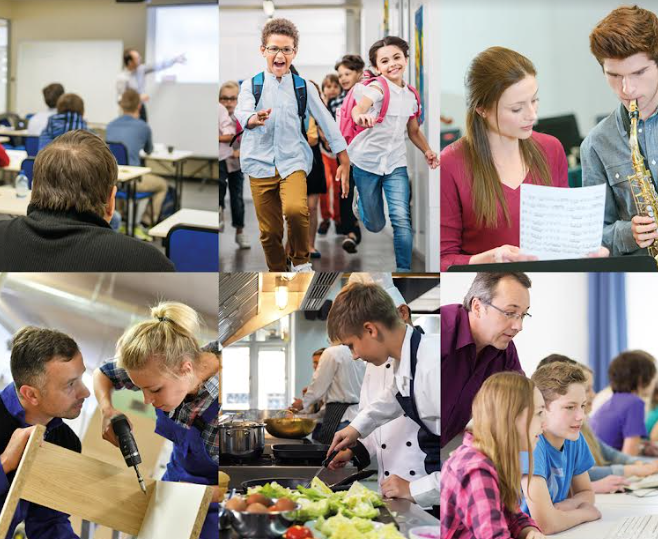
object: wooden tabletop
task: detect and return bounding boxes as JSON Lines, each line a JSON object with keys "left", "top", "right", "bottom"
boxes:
{"left": 0, "top": 185, "right": 29, "bottom": 216}
{"left": 148, "top": 209, "right": 219, "bottom": 238}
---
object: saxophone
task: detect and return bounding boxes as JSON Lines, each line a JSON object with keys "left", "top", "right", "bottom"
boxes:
{"left": 627, "top": 99, "right": 658, "bottom": 259}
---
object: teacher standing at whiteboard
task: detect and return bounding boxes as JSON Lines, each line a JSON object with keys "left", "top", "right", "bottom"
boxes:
{"left": 116, "top": 48, "right": 185, "bottom": 122}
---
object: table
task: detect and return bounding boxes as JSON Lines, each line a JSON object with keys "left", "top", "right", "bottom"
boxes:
{"left": 0, "top": 127, "right": 30, "bottom": 137}
{"left": 141, "top": 149, "right": 193, "bottom": 211}
{"left": 551, "top": 491, "right": 658, "bottom": 538}
{"left": 0, "top": 185, "right": 29, "bottom": 216}
{"left": 5, "top": 149, "right": 28, "bottom": 173}
{"left": 148, "top": 209, "right": 218, "bottom": 239}
{"left": 117, "top": 166, "right": 151, "bottom": 237}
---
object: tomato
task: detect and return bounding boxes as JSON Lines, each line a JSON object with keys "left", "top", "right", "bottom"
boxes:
{"left": 283, "top": 525, "right": 314, "bottom": 539}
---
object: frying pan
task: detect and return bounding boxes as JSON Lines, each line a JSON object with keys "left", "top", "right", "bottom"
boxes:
{"left": 241, "top": 469, "right": 377, "bottom": 493}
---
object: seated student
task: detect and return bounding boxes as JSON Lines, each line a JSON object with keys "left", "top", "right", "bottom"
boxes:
{"left": 1, "top": 326, "right": 90, "bottom": 539}
{"left": 106, "top": 89, "right": 168, "bottom": 236}
{"left": 442, "top": 372, "right": 545, "bottom": 539}
{"left": 590, "top": 350, "right": 657, "bottom": 455}
{"left": 326, "top": 282, "right": 439, "bottom": 517}
{"left": 0, "top": 130, "right": 174, "bottom": 271}
{"left": 521, "top": 362, "right": 601, "bottom": 535}
{"left": 39, "top": 93, "right": 88, "bottom": 150}
{"left": 28, "top": 82, "right": 64, "bottom": 136}
{"left": 646, "top": 385, "right": 658, "bottom": 441}
{"left": 538, "top": 354, "right": 658, "bottom": 493}
{"left": 440, "top": 47, "right": 568, "bottom": 271}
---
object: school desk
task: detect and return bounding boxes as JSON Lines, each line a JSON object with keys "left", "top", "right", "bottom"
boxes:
{"left": 141, "top": 149, "right": 193, "bottom": 212}
{"left": 148, "top": 208, "right": 218, "bottom": 239}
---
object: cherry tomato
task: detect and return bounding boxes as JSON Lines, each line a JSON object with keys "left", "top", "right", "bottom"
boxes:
{"left": 283, "top": 525, "right": 314, "bottom": 539}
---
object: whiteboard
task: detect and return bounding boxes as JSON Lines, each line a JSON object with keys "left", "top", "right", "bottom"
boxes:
{"left": 16, "top": 40, "right": 123, "bottom": 124}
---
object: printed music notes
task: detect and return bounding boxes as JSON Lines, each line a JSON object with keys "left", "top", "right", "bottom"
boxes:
{"left": 520, "top": 184, "right": 606, "bottom": 260}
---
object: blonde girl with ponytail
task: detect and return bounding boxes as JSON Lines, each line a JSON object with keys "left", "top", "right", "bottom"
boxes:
{"left": 93, "top": 301, "right": 220, "bottom": 539}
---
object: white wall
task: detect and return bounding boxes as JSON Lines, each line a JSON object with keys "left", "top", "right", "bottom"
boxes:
{"left": 441, "top": 0, "right": 658, "bottom": 138}
{"left": 441, "top": 272, "right": 589, "bottom": 375}
{"left": 625, "top": 274, "right": 658, "bottom": 358}
{"left": 361, "top": 0, "right": 439, "bottom": 268}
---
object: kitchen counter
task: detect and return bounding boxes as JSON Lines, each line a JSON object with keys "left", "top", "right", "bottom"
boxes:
{"left": 219, "top": 475, "right": 439, "bottom": 538}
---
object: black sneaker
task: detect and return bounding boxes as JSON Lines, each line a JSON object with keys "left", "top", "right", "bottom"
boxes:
{"left": 317, "top": 220, "right": 330, "bottom": 235}
{"left": 342, "top": 237, "right": 357, "bottom": 254}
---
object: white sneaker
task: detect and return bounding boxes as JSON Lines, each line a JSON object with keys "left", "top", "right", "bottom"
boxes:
{"left": 291, "top": 262, "right": 313, "bottom": 272}
{"left": 235, "top": 233, "right": 251, "bottom": 249}
{"left": 352, "top": 188, "right": 360, "bottom": 220}
{"left": 218, "top": 207, "right": 225, "bottom": 233}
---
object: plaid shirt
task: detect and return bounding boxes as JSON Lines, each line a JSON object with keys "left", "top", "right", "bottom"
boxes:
{"left": 99, "top": 341, "right": 220, "bottom": 464}
{"left": 441, "top": 433, "right": 540, "bottom": 539}
{"left": 328, "top": 89, "right": 347, "bottom": 120}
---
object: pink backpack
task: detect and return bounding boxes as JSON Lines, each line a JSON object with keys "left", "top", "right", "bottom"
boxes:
{"left": 338, "top": 72, "right": 422, "bottom": 145}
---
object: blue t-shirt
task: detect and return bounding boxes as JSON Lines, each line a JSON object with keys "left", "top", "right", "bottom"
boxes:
{"left": 520, "top": 433, "right": 595, "bottom": 514}
{"left": 590, "top": 392, "right": 647, "bottom": 450}
{"left": 106, "top": 114, "right": 153, "bottom": 166}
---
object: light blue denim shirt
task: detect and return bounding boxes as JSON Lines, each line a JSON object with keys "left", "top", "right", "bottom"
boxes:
{"left": 581, "top": 103, "right": 658, "bottom": 255}
{"left": 235, "top": 70, "right": 347, "bottom": 179}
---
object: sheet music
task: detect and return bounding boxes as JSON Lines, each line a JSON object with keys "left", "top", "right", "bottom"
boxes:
{"left": 520, "top": 184, "right": 606, "bottom": 260}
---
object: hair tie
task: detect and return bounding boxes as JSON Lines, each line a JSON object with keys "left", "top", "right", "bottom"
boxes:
{"left": 157, "top": 316, "right": 169, "bottom": 323}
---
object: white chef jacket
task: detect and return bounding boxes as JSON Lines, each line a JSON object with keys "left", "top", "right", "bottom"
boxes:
{"left": 350, "top": 325, "right": 439, "bottom": 506}
{"left": 301, "top": 345, "right": 365, "bottom": 423}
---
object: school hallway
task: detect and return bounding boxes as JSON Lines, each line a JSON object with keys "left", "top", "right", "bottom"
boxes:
{"left": 218, "top": 199, "right": 425, "bottom": 272}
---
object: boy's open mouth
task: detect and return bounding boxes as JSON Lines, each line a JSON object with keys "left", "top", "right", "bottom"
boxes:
{"left": 274, "top": 60, "right": 286, "bottom": 68}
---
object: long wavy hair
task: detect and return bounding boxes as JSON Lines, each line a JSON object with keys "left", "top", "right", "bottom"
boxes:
{"left": 463, "top": 46, "right": 553, "bottom": 228}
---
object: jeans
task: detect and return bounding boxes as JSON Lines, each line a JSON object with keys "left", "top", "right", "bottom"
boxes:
{"left": 337, "top": 166, "right": 359, "bottom": 235}
{"left": 219, "top": 160, "right": 246, "bottom": 229}
{"left": 352, "top": 164, "right": 413, "bottom": 271}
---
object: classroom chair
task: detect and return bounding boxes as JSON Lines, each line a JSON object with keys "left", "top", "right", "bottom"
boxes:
{"left": 24, "top": 136, "right": 39, "bottom": 157}
{"left": 165, "top": 224, "right": 219, "bottom": 272}
{"left": 20, "top": 157, "right": 35, "bottom": 189}
{"left": 107, "top": 141, "right": 156, "bottom": 228}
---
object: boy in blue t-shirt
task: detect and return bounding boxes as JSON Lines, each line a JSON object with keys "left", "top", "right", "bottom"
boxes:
{"left": 521, "top": 362, "right": 601, "bottom": 535}
{"left": 235, "top": 18, "right": 350, "bottom": 272}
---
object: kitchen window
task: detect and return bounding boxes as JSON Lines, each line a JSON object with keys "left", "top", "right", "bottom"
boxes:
{"left": 221, "top": 316, "right": 290, "bottom": 411}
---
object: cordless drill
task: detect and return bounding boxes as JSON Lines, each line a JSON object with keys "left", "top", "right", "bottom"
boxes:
{"left": 110, "top": 413, "right": 147, "bottom": 494}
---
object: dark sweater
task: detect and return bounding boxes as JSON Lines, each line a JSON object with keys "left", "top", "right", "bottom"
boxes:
{"left": 0, "top": 205, "right": 175, "bottom": 271}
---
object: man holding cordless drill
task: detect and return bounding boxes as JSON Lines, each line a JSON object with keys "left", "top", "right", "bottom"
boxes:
{"left": 0, "top": 327, "right": 90, "bottom": 539}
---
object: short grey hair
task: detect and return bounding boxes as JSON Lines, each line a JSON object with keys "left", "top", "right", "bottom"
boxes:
{"left": 462, "top": 272, "right": 532, "bottom": 311}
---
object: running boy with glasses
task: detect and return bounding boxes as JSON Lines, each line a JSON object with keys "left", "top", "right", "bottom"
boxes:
{"left": 235, "top": 18, "right": 350, "bottom": 271}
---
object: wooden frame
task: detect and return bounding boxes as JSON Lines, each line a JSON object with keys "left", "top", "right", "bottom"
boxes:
{"left": 0, "top": 425, "right": 213, "bottom": 539}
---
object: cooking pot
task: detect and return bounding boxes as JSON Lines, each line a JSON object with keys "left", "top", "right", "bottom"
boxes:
{"left": 219, "top": 422, "right": 265, "bottom": 459}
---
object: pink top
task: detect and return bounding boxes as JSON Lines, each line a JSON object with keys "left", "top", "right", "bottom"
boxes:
{"left": 440, "top": 131, "right": 568, "bottom": 271}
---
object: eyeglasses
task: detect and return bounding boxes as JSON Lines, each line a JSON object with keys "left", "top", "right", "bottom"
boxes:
{"left": 264, "top": 46, "right": 296, "bottom": 56}
{"left": 219, "top": 96, "right": 237, "bottom": 102}
{"left": 482, "top": 301, "right": 532, "bottom": 321}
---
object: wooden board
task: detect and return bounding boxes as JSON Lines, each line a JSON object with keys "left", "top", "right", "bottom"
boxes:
{"left": 0, "top": 425, "right": 212, "bottom": 539}
{"left": 138, "top": 480, "right": 213, "bottom": 539}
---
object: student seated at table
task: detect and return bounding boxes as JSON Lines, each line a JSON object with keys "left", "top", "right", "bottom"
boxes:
{"left": 521, "top": 362, "right": 601, "bottom": 535}
{"left": 538, "top": 354, "right": 658, "bottom": 494}
{"left": 28, "top": 82, "right": 64, "bottom": 136}
{"left": 0, "top": 130, "right": 174, "bottom": 271}
{"left": 106, "top": 89, "right": 168, "bottom": 240}
{"left": 442, "top": 372, "right": 546, "bottom": 539}
{"left": 38, "top": 93, "right": 88, "bottom": 150}
{"left": 590, "top": 350, "right": 657, "bottom": 456}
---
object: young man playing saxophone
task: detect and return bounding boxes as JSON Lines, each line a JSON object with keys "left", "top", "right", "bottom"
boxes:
{"left": 581, "top": 5, "right": 658, "bottom": 256}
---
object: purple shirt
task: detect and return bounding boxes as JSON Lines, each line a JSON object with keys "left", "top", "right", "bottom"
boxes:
{"left": 590, "top": 392, "right": 647, "bottom": 451}
{"left": 441, "top": 304, "right": 524, "bottom": 447}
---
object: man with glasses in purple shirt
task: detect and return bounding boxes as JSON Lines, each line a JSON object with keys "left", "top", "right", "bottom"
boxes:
{"left": 441, "top": 272, "right": 531, "bottom": 460}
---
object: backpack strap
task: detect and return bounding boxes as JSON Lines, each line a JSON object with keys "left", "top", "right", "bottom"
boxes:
{"left": 407, "top": 83, "right": 423, "bottom": 123}
{"left": 252, "top": 71, "right": 265, "bottom": 108}
{"left": 373, "top": 76, "right": 391, "bottom": 124}
{"left": 292, "top": 72, "right": 308, "bottom": 141}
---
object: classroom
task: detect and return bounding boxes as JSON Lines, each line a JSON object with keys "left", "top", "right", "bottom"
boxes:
{"left": 0, "top": 0, "right": 219, "bottom": 272}
{"left": 442, "top": 272, "right": 658, "bottom": 538}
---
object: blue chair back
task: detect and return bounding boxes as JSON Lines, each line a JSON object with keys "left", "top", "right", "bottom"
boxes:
{"left": 107, "top": 141, "right": 129, "bottom": 166}
{"left": 24, "top": 136, "right": 39, "bottom": 157}
{"left": 20, "top": 157, "right": 35, "bottom": 189}
{"left": 166, "top": 224, "right": 219, "bottom": 272}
